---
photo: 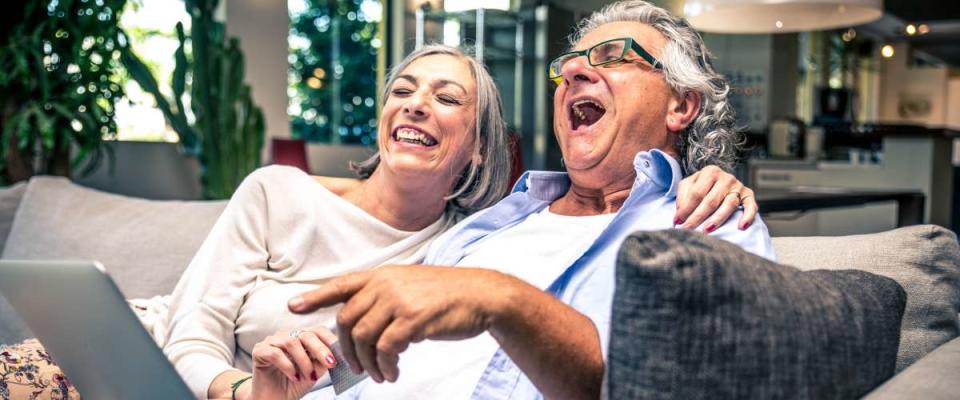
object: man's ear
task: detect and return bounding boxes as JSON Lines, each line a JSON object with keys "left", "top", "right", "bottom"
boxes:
{"left": 666, "top": 91, "right": 702, "bottom": 132}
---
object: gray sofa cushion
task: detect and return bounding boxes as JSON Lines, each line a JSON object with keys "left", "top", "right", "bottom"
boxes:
{"left": 0, "top": 177, "right": 226, "bottom": 344}
{"left": 609, "top": 230, "right": 906, "bottom": 400}
{"left": 864, "top": 336, "right": 960, "bottom": 399}
{"left": 0, "top": 182, "right": 26, "bottom": 252}
{"left": 773, "top": 225, "right": 960, "bottom": 371}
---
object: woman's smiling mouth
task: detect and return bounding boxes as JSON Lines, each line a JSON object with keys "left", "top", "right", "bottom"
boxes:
{"left": 392, "top": 125, "right": 438, "bottom": 147}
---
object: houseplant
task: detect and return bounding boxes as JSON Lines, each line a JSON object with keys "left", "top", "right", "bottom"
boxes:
{"left": 0, "top": 0, "right": 128, "bottom": 184}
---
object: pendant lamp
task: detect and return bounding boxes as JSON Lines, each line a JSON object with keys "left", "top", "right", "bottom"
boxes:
{"left": 683, "top": 0, "right": 884, "bottom": 33}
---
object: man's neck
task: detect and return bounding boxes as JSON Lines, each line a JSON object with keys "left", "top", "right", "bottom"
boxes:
{"left": 549, "top": 170, "right": 636, "bottom": 216}
{"left": 344, "top": 168, "right": 449, "bottom": 231}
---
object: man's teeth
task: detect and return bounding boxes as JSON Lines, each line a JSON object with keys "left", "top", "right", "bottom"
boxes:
{"left": 572, "top": 99, "right": 604, "bottom": 121}
{"left": 396, "top": 129, "right": 436, "bottom": 146}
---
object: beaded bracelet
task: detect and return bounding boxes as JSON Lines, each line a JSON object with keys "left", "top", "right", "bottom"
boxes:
{"left": 231, "top": 375, "right": 253, "bottom": 400}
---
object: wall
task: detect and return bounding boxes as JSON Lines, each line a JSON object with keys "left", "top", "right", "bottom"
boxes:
{"left": 947, "top": 77, "right": 960, "bottom": 130}
{"left": 225, "top": 0, "right": 291, "bottom": 163}
{"left": 75, "top": 141, "right": 202, "bottom": 200}
{"left": 878, "top": 43, "right": 952, "bottom": 126}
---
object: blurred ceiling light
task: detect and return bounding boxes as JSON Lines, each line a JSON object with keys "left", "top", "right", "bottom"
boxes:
{"left": 841, "top": 28, "right": 857, "bottom": 42}
{"left": 880, "top": 44, "right": 894, "bottom": 58}
{"left": 905, "top": 24, "right": 916, "bottom": 35}
{"left": 918, "top": 24, "right": 930, "bottom": 34}
{"left": 683, "top": 0, "right": 883, "bottom": 33}
{"left": 443, "top": 0, "right": 510, "bottom": 12}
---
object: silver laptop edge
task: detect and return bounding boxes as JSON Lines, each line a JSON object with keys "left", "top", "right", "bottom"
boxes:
{"left": 0, "top": 260, "right": 194, "bottom": 399}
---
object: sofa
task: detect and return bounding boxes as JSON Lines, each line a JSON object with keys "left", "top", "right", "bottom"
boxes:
{"left": 1, "top": 176, "right": 958, "bottom": 398}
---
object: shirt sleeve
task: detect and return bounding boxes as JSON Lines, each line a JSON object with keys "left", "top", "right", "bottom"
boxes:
{"left": 711, "top": 213, "right": 777, "bottom": 261}
{"left": 162, "top": 169, "right": 273, "bottom": 399}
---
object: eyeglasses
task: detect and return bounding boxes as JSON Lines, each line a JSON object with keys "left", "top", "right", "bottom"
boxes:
{"left": 548, "top": 37, "right": 663, "bottom": 85}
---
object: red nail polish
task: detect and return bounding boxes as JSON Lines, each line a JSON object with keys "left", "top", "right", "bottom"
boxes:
{"left": 739, "top": 221, "right": 748, "bottom": 230}
{"left": 674, "top": 217, "right": 684, "bottom": 225}
{"left": 311, "top": 371, "right": 318, "bottom": 381}
{"left": 705, "top": 223, "right": 717, "bottom": 233}
{"left": 295, "top": 373, "right": 301, "bottom": 382}
{"left": 326, "top": 354, "right": 337, "bottom": 366}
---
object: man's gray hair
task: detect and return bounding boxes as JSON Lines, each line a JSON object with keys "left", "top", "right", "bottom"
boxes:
{"left": 570, "top": 0, "right": 743, "bottom": 174}
{"left": 351, "top": 44, "right": 510, "bottom": 215}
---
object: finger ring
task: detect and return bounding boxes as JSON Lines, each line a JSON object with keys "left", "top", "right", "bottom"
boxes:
{"left": 289, "top": 329, "right": 303, "bottom": 338}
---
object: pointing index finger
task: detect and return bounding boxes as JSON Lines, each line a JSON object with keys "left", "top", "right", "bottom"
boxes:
{"left": 289, "top": 272, "right": 372, "bottom": 313}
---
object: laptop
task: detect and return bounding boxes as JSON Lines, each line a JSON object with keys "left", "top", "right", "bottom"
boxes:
{"left": 0, "top": 260, "right": 194, "bottom": 399}
{"left": 0, "top": 260, "right": 369, "bottom": 399}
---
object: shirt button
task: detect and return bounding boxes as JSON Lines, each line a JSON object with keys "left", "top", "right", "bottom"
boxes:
{"left": 643, "top": 160, "right": 651, "bottom": 168}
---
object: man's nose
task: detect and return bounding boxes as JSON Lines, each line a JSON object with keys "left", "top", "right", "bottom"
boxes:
{"left": 561, "top": 56, "right": 599, "bottom": 85}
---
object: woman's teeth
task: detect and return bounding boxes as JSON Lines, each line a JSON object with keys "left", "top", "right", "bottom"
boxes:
{"left": 395, "top": 129, "right": 437, "bottom": 146}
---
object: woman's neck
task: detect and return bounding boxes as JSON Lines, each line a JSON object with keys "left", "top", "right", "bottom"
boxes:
{"left": 342, "top": 168, "right": 449, "bottom": 231}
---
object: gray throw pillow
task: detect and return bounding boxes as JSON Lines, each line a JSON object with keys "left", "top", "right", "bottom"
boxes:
{"left": 609, "top": 230, "right": 906, "bottom": 400}
{"left": 773, "top": 225, "right": 960, "bottom": 371}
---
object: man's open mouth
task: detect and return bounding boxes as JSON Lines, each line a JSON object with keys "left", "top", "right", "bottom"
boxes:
{"left": 570, "top": 99, "right": 606, "bottom": 130}
{"left": 392, "top": 126, "right": 438, "bottom": 147}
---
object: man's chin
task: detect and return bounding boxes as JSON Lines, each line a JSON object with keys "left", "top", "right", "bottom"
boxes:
{"left": 560, "top": 154, "right": 602, "bottom": 173}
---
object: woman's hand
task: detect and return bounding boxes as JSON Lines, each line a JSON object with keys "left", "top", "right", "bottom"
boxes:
{"left": 245, "top": 327, "right": 339, "bottom": 400}
{"left": 674, "top": 165, "right": 758, "bottom": 231}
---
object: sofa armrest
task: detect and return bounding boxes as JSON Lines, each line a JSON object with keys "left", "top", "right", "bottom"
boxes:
{"left": 864, "top": 336, "right": 960, "bottom": 399}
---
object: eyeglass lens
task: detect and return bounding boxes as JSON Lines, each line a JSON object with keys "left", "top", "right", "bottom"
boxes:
{"left": 590, "top": 40, "right": 626, "bottom": 65}
{"left": 550, "top": 39, "right": 628, "bottom": 78}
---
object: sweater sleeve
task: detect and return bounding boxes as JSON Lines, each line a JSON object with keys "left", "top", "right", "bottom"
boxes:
{"left": 163, "top": 169, "right": 273, "bottom": 399}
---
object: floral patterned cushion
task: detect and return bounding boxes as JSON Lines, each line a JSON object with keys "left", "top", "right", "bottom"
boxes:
{"left": 0, "top": 339, "right": 79, "bottom": 400}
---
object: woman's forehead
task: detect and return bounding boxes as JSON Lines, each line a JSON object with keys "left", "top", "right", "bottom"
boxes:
{"left": 398, "top": 54, "right": 476, "bottom": 91}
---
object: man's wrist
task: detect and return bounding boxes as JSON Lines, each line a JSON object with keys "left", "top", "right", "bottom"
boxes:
{"left": 482, "top": 270, "right": 528, "bottom": 338}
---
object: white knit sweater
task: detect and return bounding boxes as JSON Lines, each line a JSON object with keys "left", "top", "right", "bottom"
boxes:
{"left": 161, "top": 165, "right": 453, "bottom": 399}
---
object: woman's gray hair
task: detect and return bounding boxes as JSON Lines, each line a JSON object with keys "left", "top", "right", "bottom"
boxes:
{"left": 570, "top": 0, "right": 743, "bottom": 174}
{"left": 350, "top": 44, "right": 510, "bottom": 215}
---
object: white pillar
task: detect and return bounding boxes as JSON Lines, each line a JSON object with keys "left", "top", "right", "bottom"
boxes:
{"left": 225, "top": 0, "right": 291, "bottom": 164}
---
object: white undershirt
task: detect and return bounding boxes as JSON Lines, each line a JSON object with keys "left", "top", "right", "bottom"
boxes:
{"left": 339, "top": 208, "right": 615, "bottom": 400}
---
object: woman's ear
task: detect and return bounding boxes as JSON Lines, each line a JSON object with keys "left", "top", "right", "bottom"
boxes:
{"left": 666, "top": 91, "right": 702, "bottom": 132}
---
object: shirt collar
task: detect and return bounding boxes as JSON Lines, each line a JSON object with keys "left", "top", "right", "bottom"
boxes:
{"left": 511, "top": 149, "right": 683, "bottom": 200}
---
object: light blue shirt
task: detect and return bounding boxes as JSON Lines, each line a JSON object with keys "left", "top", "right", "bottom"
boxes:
{"left": 323, "top": 150, "right": 775, "bottom": 399}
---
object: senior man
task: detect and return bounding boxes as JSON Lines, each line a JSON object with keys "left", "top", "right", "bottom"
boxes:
{"left": 287, "top": 1, "right": 774, "bottom": 399}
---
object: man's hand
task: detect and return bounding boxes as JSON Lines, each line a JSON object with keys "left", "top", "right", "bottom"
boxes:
{"left": 287, "top": 265, "right": 513, "bottom": 384}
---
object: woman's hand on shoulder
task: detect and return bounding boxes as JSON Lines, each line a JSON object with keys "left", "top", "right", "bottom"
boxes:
{"left": 244, "top": 327, "right": 339, "bottom": 400}
{"left": 674, "top": 165, "right": 758, "bottom": 232}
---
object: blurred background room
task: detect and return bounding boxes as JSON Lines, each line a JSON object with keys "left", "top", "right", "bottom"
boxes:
{"left": 2, "top": 0, "right": 958, "bottom": 237}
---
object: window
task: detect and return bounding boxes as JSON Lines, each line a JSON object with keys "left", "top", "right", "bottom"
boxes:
{"left": 288, "top": 0, "right": 383, "bottom": 145}
{"left": 114, "top": 0, "right": 190, "bottom": 142}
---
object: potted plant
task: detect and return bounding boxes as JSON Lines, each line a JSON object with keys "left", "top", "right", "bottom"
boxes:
{"left": 0, "top": 0, "right": 128, "bottom": 184}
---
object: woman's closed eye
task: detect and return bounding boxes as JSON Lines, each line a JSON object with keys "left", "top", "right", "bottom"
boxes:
{"left": 391, "top": 87, "right": 414, "bottom": 96}
{"left": 437, "top": 94, "right": 463, "bottom": 105}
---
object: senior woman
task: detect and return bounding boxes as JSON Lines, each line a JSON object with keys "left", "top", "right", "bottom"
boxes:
{"left": 280, "top": 2, "right": 776, "bottom": 400}
{"left": 156, "top": 43, "right": 754, "bottom": 400}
